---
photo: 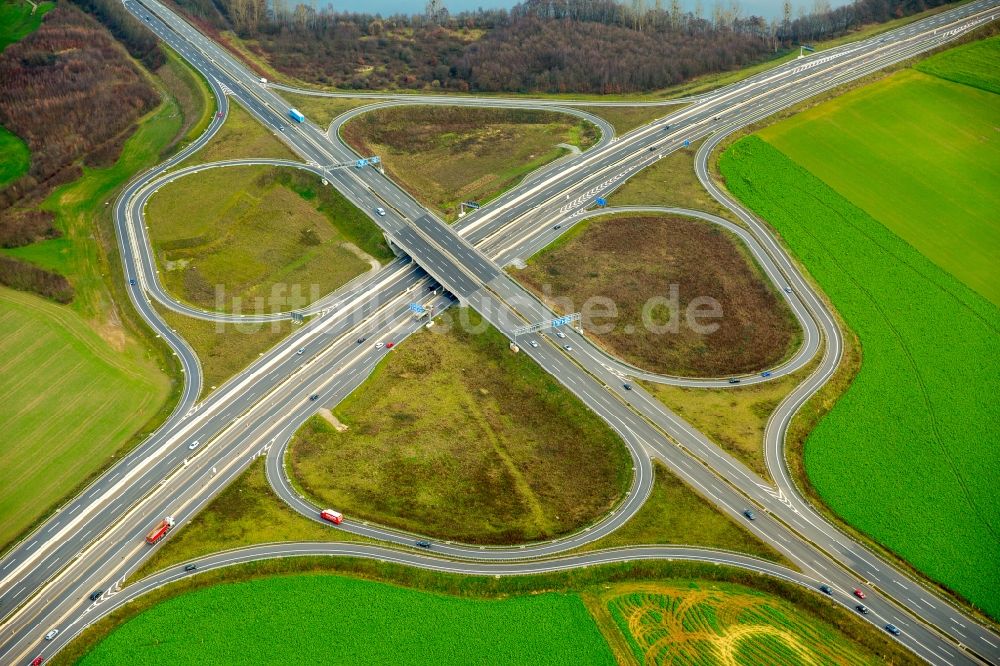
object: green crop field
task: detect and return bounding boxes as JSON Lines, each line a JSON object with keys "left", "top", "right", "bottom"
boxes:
{"left": 0, "top": 287, "right": 170, "bottom": 550}
{"left": 78, "top": 574, "right": 615, "bottom": 665}
{"left": 146, "top": 165, "right": 375, "bottom": 313}
{"left": 758, "top": 67, "right": 1000, "bottom": 306}
{"left": 289, "top": 309, "right": 632, "bottom": 545}
{"left": 916, "top": 35, "right": 1000, "bottom": 94}
{"left": 591, "top": 581, "right": 880, "bottom": 665}
{"left": 720, "top": 136, "right": 1000, "bottom": 619}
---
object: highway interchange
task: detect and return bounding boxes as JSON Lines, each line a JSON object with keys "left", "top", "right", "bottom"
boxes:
{"left": 1, "top": 0, "right": 998, "bottom": 663}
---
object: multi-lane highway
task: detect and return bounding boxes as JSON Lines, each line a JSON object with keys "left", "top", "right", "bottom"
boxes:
{"left": 1, "top": 0, "right": 998, "bottom": 663}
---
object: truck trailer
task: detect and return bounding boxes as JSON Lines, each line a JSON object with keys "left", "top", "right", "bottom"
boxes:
{"left": 145, "top": 516, "right": 175, "bottom": 544}
{"left": 288, "top": 108, "right": 305, "bottom": 123}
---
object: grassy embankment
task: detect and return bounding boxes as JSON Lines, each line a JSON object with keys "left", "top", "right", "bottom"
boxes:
{"left": 341, "top": 105, "right": 599, "bottom": 220}
{"left": 0, "top": 6, "right": 218, "bottom": 552}
{"left": 576, "top": 462, "right": 785, "bottom": 562}
{"left": 63, "top": 562, "right": 915, "bottom": 666}
{"left": 720, "top": 134, "right": 1000, "bottom": 619}
{"left": 0, "top": 0, "right": 54, "bottom": 187}
{"left": 516, "top": 212, "right": 799, "bottom": 378}
{"left": 758, "top": 42, "right": 1000, "bottom": 306}
{"left": 289, "top": 309, "right": 632, "bottom": 544}
{"left": 150, "top": 98, "right": 393, "bottom": 397}
{"left": 641, "top": 356, "right": 820, "bottom": 482}
{"left": 147, "top": 165, "right": 370, "bottom": 312}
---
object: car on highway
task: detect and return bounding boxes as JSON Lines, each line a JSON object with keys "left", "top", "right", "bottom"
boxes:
{"left": 320, "top": 509, "right": 343, "bottom": 525}
{"left": 375, "top": 342, "right": 385, "bottom": 349}
{"left": 44, "top": 629, "right": 58, "bottom": 641}
{"left": 743, "top": 509, "right": 756, "bottom": 520}
{"left": 856, "top": 605, "right": 869, "bottom": 614}
{"left": 184, "top": 563, "right": 197, "bottom": 571}
{"left": 309, "top": 394, "right": 319, "bottom": 401}
{"left": 375, "top": 207, "right": 386, "bottom": 216}
{"left": 216, "top": 111, "right": 223, "bottom": 118}
{"left": 553, "top": 224, "right": 562, "bottom": 230}
{"left": 386, "top": 342, "right": 395, "bottom": 349}
{"left": 529, "top": 340, "right": 539, "bottom": 348}
{"left": 296, "top": 348, "right": 305, "bottom": 355}
{"left": 623, "top": 383, "right": 632, "bottom": 391}
{"left": 415, "top": 540, "right": 432, "bottom": 549}
{"left": 356, "top": 337, "right": 366, "bottom": 344}
{"left": 783, "top": 287, "right": 793, "bottom": 294}
{"left": 819, "top": 584, "right": 832, "bottom": 595}
{"left": 128, "top": 278, "right": 136, "bottom": 286}
{"left": 885, "top": 624, "right": 901, "bottom": 636}
{"left": 563, "top": 345, "right": 573, "bottom": 352}
{"left": 31, "top": 656, "right": 43, "bottom": 666}
{"left": 555, "top": 330, "right": 566, "bottom": 339}
{"left": 89, "top": 589, "right": 103, "bottom": 601}
{"left": 188, "top": 440, "right": 199, "bottom": 450}
{"left": 728, "top": 378, "right": 741, "bottom": 384}
{"left": 761, "top": 371, "right": 772, "bottom": 378}
{"left": 854, "top": 588, "right": 866, "bottom": 599}
{"left": 648, "top": 145, "right": 657, "bottom": 152}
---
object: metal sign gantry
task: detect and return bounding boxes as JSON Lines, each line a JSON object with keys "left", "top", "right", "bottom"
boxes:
{"left": 512, "top": 313, "right": 581, "bottom": 339}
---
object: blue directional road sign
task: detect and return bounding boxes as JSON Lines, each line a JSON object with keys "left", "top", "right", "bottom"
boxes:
{"left": 595, "top": 197, "right": 607, "bottom": 207}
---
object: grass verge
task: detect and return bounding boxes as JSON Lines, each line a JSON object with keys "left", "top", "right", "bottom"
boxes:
{"left": 59, "top": 559, "right": 916, "bottom": 666}
{"left": 131, "top": 458, "right": 366, "bottom": 581}
{"left": 515, "top": 212, "right": 799, "bottom": 377}
{"left": 288, "top": 308, "right": 632, "bottom": 545}
{"left": 578, "top": 105, "right": 674, "bottom": 135}
{"left": 154, "top": 304, "right": 293, "bottom": 400}
{"left": 147, "top": 165, "right": 372, "bottom": 313}
{"left": 609, "top": 139, "right": 739, "bottom": 223}
{"left": 577, "top": 462, "right": 786, "bottom": 564}
{"left": 176, "top": 99, "right": 296, "bottom": 167}
{"left": 341, "top": 105, "right": 599, "bottom": 220}
{"left": 642, "top": 355, "right": 820, "bottom": 481}
{"left": 719, "top": 135, "right": 1000, "bottom": 620}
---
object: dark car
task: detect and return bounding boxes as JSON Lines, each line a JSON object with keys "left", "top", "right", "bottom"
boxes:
{"left": 623, "top": 383, "right": 632, "bottom": 391}
{"left": 89, "top": 590, "right": 103, "bottom": 601}
{"left": 761, "top": 371, "right": 772, "bottom": 378}
{"left": 415, "top": 540, "right": 432, "bottom": 549}
{"left": 554, "top": 224, "right": 562, "bottom": 230}
{"left": 728, "top": 378, "right": 741, "bottom": 384}
{"left": 819, "top": 585, "right": 832, "bottom": 595}
{"left": 648, "top": 146, "right": 656, "bottom": 152}
{"left": 309, "top": 394, "right": 319, "bottom": 401}
{"left": 356, "top": 337, "right": 365, "bottom": 344}
{"left": 885, "top": 624, "right": 901, "bottom": 636}
{"left": 743, "top": 509, "right": 756, "bottom": 521}
{"left": 128, "top": 278, "right": 136, "bottom": 286}
{"left": 856, "top": 605, "right": 869, "bottom": 615}
{"left": 184, "top": 563, "right": 197, "bottom": 572}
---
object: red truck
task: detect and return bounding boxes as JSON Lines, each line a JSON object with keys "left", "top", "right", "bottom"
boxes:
{"left": 145, "top": 516, "right": 175, "bottom": 544}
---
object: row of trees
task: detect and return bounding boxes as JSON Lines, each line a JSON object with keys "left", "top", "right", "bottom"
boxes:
{"left": 175, "top": 0, "right": 961, "bottom": 93}
{"left": 0, "top": 256, "right": 74, "bottom": 304}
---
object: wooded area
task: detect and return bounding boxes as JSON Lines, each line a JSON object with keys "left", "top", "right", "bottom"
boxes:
{"left": 0, "top": 4, "right": 159, "bottom": 301}
{"left": 176, "top": 0, "right": 956, "bottom": 93}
